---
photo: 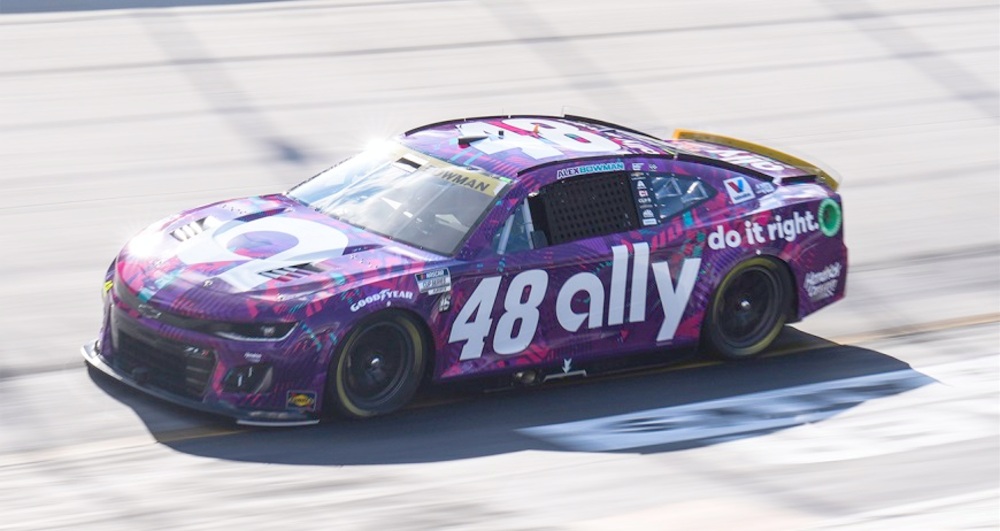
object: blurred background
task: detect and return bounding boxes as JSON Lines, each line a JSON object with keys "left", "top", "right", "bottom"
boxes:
{"left": 1, "top": 0, "right": 997, "bottom": 529}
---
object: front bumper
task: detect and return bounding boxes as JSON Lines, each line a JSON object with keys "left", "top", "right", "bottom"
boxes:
{"left": 82, "top": 339, "right": 320, "bottom": 427}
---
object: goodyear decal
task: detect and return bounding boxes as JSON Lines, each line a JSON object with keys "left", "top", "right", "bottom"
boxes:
{"left": 350, "top": 289, "right": 415, "bottom": 312}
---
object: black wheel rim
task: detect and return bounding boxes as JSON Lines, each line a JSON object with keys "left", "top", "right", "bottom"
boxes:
{"left": 716, "top": 266, "right": 781, "bottom": 349}
{"left": 344, "top": 321, "right": 413, "bottom": 406}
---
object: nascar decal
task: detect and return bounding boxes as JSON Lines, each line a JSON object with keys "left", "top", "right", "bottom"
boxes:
{"left": 449, "top": 243, "right": 701, "bottom": 360}
{"left": 416, "top": 268, "right": 451, "bottom": 295}
{"left": 175, "top": 216, "right": 349, "bottom": 291}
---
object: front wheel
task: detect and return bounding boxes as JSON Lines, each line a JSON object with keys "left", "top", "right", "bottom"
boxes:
{"left": 326, "top": 311, "right": 427, "bottom": 419}
{"left": 703, "top": 257, "right": 790, "bottom": 360}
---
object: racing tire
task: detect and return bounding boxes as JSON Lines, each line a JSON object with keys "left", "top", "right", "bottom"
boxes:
{"left": 326, "top": 311, "right": 427, "bottom": 419}
{"left": 703, "top": 257, "right": 790, "bottom": 360}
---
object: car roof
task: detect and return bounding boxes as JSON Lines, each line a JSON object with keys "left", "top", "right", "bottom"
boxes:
{"left": 398, "top": 115, "right": 676, "bottom": 179}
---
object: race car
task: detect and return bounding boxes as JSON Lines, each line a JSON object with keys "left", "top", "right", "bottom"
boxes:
{"left": 83, "top": 115, "right": 847, "bottom": 426}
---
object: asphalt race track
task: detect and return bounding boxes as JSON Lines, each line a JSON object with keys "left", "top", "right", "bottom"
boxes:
{"left": 1, "top": 0, "right": 997, "bottom": 529}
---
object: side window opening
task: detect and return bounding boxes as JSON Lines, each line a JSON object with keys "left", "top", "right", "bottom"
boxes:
{"left": 492, "top": 201, "right": 536, "bottom": 255}
{"left": 648, "top": 173, "right": 713, "bottom": 221}
{"left": 491, "top": 170, "right": 714, "bottom": 254}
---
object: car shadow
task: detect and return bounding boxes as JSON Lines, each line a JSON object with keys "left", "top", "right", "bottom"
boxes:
{"left": 87, "top": 327, "right": 933, "bottom": 465}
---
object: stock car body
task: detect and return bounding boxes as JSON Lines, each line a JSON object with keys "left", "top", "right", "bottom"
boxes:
{"left": 83, "top": 115, "right": 847, "bottom": 426}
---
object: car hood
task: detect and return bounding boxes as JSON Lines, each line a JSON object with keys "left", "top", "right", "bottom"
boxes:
{"left": 116, "top": 194, "right": 443, "bottom": 319}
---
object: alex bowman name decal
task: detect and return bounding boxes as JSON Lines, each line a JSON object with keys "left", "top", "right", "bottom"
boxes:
{"left": 448, "top": 243, "right": 700, "bottom": 360}
{"left": 555, "top": 161, "right": 626, "bottom": 179}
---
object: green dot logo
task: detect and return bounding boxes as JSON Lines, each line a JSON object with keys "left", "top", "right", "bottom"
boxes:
{"left": 818, "top": 198, "right": 842, "bottom": 237}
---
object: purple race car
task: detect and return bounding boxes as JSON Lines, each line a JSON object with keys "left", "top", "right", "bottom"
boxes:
{"left": 83, "top": 115, "right": 846, "bottom": 426}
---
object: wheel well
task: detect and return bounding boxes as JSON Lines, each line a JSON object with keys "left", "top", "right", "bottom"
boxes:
{"left": 712, "top": 255, "right": 798, "bottom": 323}
{"left": 369, "top": 307, "right": 438, "bottom": 382}
{"left": 322, "top": 307, "right": 436, "bottom": 418}
{"left": 700, "top": 254, "right": 798, "bottom": 359}
{"left": 767, "top": 256, "right": 798, "bottom": 322}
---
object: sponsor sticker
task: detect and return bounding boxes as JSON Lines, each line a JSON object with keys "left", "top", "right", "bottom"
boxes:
{"left": 707, "top": 210, "right": 820, "bottom": 249}
{"left": 416, "top": 268, "right": 452, "bottom": 295}
{"left": 804, "top": 262, "right": 842, "bottom": 301}
{"left": 448, "top": 244, "right": 700, "bottom": 360}
{"left": 286, "top": 391, "right": 317, "bottom": 411}
{"left": 723, "top": 176, "right": 755, "bottom": 204}
{"left": 555, "top": 161, "right": 626, "bottom": 179}
{"left": 755, "top": 182, "right": 776, "bottom": 195}
{"left": 350, "top": 289, "right": 415, "bottom": 312}
{"left": 432, "top": 168, "right": 507, "bottom": 197}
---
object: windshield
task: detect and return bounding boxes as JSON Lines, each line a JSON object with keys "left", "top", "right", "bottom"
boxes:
{"left": 288, "top": 145, "right": 510, "bottom": 255}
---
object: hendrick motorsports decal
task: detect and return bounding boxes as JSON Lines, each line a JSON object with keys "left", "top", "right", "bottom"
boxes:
{"left": 804, "top": 262, "right": 842, "bottom": 301}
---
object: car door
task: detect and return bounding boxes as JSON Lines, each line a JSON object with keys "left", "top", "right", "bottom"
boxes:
{"left": 441, "top": 168, "right": 686, "bottom": 377}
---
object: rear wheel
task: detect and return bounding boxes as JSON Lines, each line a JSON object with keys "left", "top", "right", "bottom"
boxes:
{"left": 326, "top": 311, "right": 427, "bottom": 419}
{"left": 703, "top": 257, "right": 790, "bottom": 360}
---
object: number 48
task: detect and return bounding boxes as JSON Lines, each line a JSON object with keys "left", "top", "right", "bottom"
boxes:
{"left": 450, "top": 270, "right": 549, "bottom": 360}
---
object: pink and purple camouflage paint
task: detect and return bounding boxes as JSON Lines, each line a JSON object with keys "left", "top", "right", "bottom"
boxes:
{"left": 83, "top": 115, "right": 847, "bottom": 425}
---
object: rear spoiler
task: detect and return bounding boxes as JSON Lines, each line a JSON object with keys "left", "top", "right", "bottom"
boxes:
{"left": 672, "top": 129, "right": 840, "bottom": 191}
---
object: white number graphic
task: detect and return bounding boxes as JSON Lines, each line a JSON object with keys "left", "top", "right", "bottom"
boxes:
{"left": 449, "top": 245, "right": 701, "bottom": 361}
{"left": 504, "top": 118, "right": 620, "bottom": 154}
{"left": 175, "top": 216, "right": 349, "bottom": 291}
{"left": 452, "top": 276, "right": 502, "bottom": 361}
{"left": 493, "top": 270, "right": 549, "bottom": 354}
{"left": 456, "top": 122, "right": 562, "bottom": 160}
{"left": 457, "top": 118, "right": 622, "bottom": 161}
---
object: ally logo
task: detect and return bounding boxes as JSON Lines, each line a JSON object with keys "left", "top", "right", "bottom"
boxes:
{"left": 449, "top": 243, "right": 701, "bottom": 360}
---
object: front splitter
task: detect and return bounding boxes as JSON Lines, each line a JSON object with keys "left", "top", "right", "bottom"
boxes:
{"left": 81, "top": 340, "right": 320, "bottom": 427}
